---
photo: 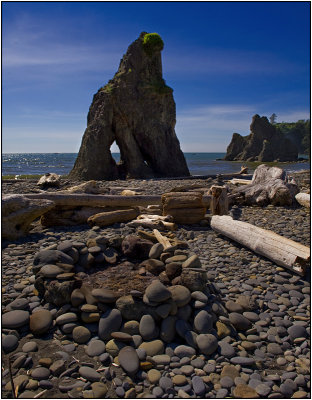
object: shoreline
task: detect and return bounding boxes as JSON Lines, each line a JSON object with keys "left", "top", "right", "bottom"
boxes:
{"left": 1, "top": 171, "right": 310, "bottom": 399}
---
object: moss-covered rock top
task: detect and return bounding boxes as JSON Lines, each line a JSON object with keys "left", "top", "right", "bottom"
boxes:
{"left": 142, "top": 33, "right": 164, "bottom": 56}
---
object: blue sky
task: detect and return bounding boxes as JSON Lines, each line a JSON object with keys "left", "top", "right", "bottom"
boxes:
{"left": 2, "top": 1, "right": 310, "bottom": 153}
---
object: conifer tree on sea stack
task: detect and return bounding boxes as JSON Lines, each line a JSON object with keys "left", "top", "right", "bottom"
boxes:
{"left": 69, "top": 32, "right": 190, "bottom": 180}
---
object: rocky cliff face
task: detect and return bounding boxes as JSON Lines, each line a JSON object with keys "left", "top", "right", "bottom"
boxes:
{"left": 69, "top": 32, "right": 190, "bottom": 180}
{"left": 224, "top": 115, "right": 298, "bottom": 162}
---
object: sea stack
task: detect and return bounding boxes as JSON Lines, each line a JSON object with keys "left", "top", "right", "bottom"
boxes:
{"left": 224, "top": 114, "right": 298, "bottom": 162}
{"left": 69, "top": 32, "right": 190, "bottom": 180}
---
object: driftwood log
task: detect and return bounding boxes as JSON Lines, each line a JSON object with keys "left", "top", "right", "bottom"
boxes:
{"left": 162, "top": 192, "right": 207, "bottom": 224}
{"left": 230, "top": 164, "right": 299, "bottom": 206}
{"left": 211, "top": 215, "right": 310, "bottom": 276}
{"left": 40, "top": 206, "right": 133, "bottom": 226}
{"left": 23, "top": 193, "right": 211, "bottom": 208}
{"left": 128, "top": 215, "right": 176, "bottom": 231}
{"left": 295, "top": 193, "right": 310, "bottom": 208}
{"left": 87, "top": 208, "right": 140, "bottom": 227}
{"left": 2, "top": 194, "right": 55, "bottom": 240}
{"left": 209, "top": 186, "right": 229, "bottom": 216}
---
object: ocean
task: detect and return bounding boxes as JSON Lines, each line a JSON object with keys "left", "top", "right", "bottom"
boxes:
{"left": 1, "top": 153, "right": 310, "bottom": 177}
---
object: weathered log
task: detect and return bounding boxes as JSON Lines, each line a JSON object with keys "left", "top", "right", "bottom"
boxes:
{"left": 121, "top": 190, "right": 138, "bottom": 196}
{"left": 226, "top": 178, "right": 252, "bottom": 185}
{"left": 153, "top": 229, "right": 172, "bottom": 249}
{"left": 230, "top": 164, "right": 299, "bottom": 206}
{"left": 162, "top": 192, "right": 204, "bottom": 209}
{"left": 62, "top": 180, "right": 104, "bottom": 194}
{"left": 87, "top": 208, "right": 140, "bottom": 227}
{"left": 40, "top": 206, "right": 109, "bottom": 226}
{"left": 2, "top": 194, "right": 55, "bottom": 240}
{"left": 209, "top": 186, "right": 229, "bottom": 216}
{"left": 163, "top": 207, "right": 206, "bottom": 224}
{"left": 295, "top": 193, "right": 310, "bottom": 208}
{"left": 24, "top": 193, "right": 212, "bottom": 207}
{"left": 211, "top": 215, "right": 310, "bottom": 275}
{"left": 128, "top": 215, "right": 176, "bottom": 231}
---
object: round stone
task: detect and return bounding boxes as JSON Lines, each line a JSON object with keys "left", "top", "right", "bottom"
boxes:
{"left": 192, "top": 376, "right": 205, "bottom": 396}
{"left": 196, "top": 334, "right": 218, "bottom": 355}
{"left": 29, "top": 309, "right": 52, "bottom": 335}
{"left": 255, "top": 383, "right": 271, "bottom": 396}
{"left": 111, "top": 332, "right": 132, "bottom": 342}
{"left": 229, "top": 312, "right": 252, "bottom": 331}
{"left": 219, "top": 341, "right": 236, "bottom": 358}
{"left": 267, "top": 343, "right": 283, "bottom": 355}
{"left": 71, "top": 289, "right": 85, "bottom": 307}
{"left": 22, "top": 341, "right": 38, "bottom": 352}
{"left": 72, "top": 326, "right": 91, "bottom": 344}
{"left": 91, "top": 288, "right": 119, "bottom": 303}
{"left": 2, "top": 310, "right": 30, "bottom": 329}
{"left": 139, "top": 315, "right": 157, "bottom": 340}
{"left": 98, "top": 308, "right": 122, "bottom": 341}
{"left": 2, "top": 334, "right": 18, "bottom": 353}
{"left": 147, "top": 369, "right": 161, "bottom": 384}
{"left": 121, "top": 320, "right": 140, "bottom": 335}
{"left": 145, "top": 281, "right": 171, "bottom": 303}
{"left": 160, "top": 316, "right": 176, "bottom": 343}
{"left": 172, "top": 375, "right": 187, "bottom": 386}
{"left": 230, "top": 356, "right": 255, "bottom": 366}
{"left": 220, "top": 376, "right": 234, "bottom": 389}
{"left": 225, "top": 300, "right": 244, "bottom": 313}
{"left": 79, "top": 366, "right": 101, "bottom": 382}
{"left": 40, "top": 264, "right": 64, "bottom": 278}
{"left": 149, "top": 243, "right": 164, "bottom": 259}
{"left": 159, "top": 376, "right": 173, "bottom": 391}
{"left": 87, "top": 339, "right": 106, "bottom": 357}
{"left": 106, "top": 339, "right": 126, "bottom": 357}
{"left": 182, "top": 255, "right": 201, "bottom": 269}
{"left": 139, "top": 340, "right": 164, "bottom": 356}
{"left": 31, "top": 367, "right": 50, "bottom": 380}
{"left": 174, "top": 345, "right": 196, "bottom": 358}
{"left": 233, "top": 384, "right": 258, "bottom": 398}
{"left": 169, "top": 285, "right": 191, "bottom": 307}
{"left": 118, "top": 346, "right": 140, "bottom": 376}
{"left": 194, "top": 310, "right": 213, "bottom": 333}
{"left": 243, "top": 311, "right": 260, "bottom": 322}
{"left": 9, "top": 298, "right": 29, "bottom": 310}
{"left": 55, "top": 312, "right": 78, "bottom": 325}
{"left": 288, "top": 325, "right": 307, "bottom": 339}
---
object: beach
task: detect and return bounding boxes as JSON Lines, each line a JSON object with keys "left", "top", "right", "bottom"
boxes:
{"left": 1, "top": 170, "right": 310, "bottom": 399}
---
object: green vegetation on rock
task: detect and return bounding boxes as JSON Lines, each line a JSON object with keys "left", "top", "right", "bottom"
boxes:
{"left": 142, "top": 33, "right": 164, "bottom": 56}
{"left": 276, "top": 119, "right": 310, "bottom": 156}
{"left": 148, "top": 79, "right": 172, "bottom": 95}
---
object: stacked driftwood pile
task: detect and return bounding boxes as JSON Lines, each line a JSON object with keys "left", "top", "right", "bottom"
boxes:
{"left": 161, "top": 192, "right": 206, "bottom": 224}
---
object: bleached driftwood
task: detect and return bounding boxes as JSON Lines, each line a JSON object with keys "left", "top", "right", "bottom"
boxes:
{"left": 295, "top": 193, "right": 310, "bottom": 208}
{"left": 227, "top": 178, "right": 251, "bottom": 185}
{"left": 211, "top": 215, "right": 310, "bottom": 276}
{"left": 128, "top": 214, "right": 176, "bottom": 231}
{"left": 62, "top": 180, "right": 105, "bottom": 194}
{"left": 209, "top": 186, "right": 229, "bottom": 216}
{"left": 40, "top": 206, "right": 110, "bottom": 226}
{"left": 24, "top": 193, "right": 212, "bottom": 208}
{"left": 162, "top": 192, "right": 207, "bottom": 224}
{"left": 2, "top": 194, "right": 55, "bottom": 240}
{"left": 230, "top": 164, "right": 299, "bottom": 206}
{"left": 87, "top": 208, "right": 140, "bottom": 227}
{"left": 153, "top": 229, "right": 172, "bottom": 249}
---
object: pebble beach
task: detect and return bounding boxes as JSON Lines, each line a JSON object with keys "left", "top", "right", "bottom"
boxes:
{"left": 1, "top": 170, "right": 310, "bottom": 399}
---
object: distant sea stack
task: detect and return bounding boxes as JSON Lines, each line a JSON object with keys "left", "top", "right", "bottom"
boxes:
{"left": 69, "top": 32, "right": 190, "bottom": 180}
{"left": 224, "top": 114, "right": 298, "bottom": 162}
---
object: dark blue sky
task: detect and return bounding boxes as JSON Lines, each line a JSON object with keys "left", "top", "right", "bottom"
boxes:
{"left": 2, "top": 1, "right": 310, "bottom": 152}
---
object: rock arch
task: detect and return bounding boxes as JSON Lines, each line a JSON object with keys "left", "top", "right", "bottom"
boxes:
{"left": 69, "top": 32, "right": 190, "bottom": 180}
